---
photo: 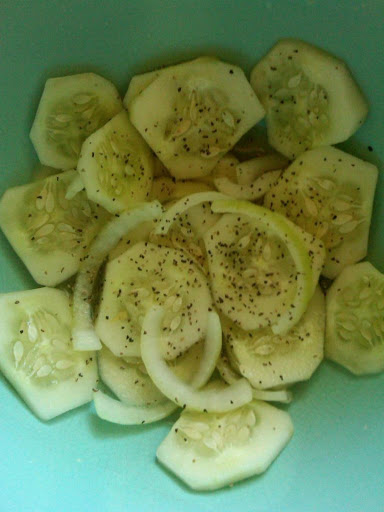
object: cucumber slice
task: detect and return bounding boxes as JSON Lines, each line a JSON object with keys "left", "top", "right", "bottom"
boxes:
{"left": 77, "top": 110, "right": 154, "bottom": 214}
{"left": 157, "top": 400, "right": 293, "bottom": 491}
{"left": 95, "top": 241, "right": 213, "bottom": 360}
{"left": 224, "top": 287, "right": 325, "bottom": 389}
{"left": 325, "top": 262, "right": 384, "bottom": 375}
{"left": 32, "top": 163, "right": 58, "bottom": 182}
{"left": 124, "top": 70, "right": 161, "bottom": 110}
{"left": 150, "top": 177, "right": 213, "bottom": 203}
{"left": 250, "top": 39, "right": 368, "bottom": 159}
{"left": 129, "top": 57, "right": 265, "bottom": 179}
{"left": 30, "top": 73, "right": 122, "bottom": 170}
{"left": 124, "top": 58, "right": 217, "bottom": 110}
{"left": 0, "top": 170, "right": 107, "bottom": 286}
{"left": 236, "top": 154, "right": 289, "bottom": 185}
{"left": 93, "top": 389, "right": 177, "bottom": 425}
{"left": 204, "top": 201, "right": 314, "bottom": 334}
{"left": 0, "top": 288, "right": 97, "bottom": 420}
{"left": 109, "top": 219, "right": 155, "bottom": 261}
{"left": 141, "top": 307, "right": 252, "bottom": 413}
{"left": 264, "top": 146, "right": 378, "bottom": 279}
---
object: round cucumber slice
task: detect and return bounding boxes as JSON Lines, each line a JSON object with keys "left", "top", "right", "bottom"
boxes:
{"left": 156, "top": 400, "right": 293, "bottom": 491}
{"left": 205, "top": 200, "right": 314, "bottom": 334}
{"left": 224, "top": 287, "right": 325, "bottom": 389}
{"left": 0, "top": 170, "right": 108, "bottom": 286}
{"left": 251, "top": 39, "right": 368, "bottom": 159}
{"left": 95, "top": 241, "right": 213, "bottom": 360}
{"left": 0, "top": 288, "right": 97, "bottom": 420}
{"left": 30, "top": 73, "right": 122, "bottom": 170}
{"left": 77, "top": 110, "right": 154, "bottom": 214}
{"left": 129, "top": 57, "right": 265, "bottom": 179}
{"left": 264, "top": 146, "right": 378, "bottom": 278}
{"left": 325, "top": 262, "right": 384, "bottom": 375}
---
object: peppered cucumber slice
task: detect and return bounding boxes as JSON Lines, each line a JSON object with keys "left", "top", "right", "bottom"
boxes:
{"left": 129, "top": 57, "right": 265, "bottom": 179}
{"left": 95, "top": 242, "right": 212, "bottom": 360}
{"left": 0, "top": 170, "right": 108, "bottom": 286}
{"left": 325, "top": 262, "right": 384, "bottom": 375}
{"left": 204, "top": 201, "right": 314, "bottom": 334}
{"left": 251, "top": 39, "right": 368, "bottom": 159}
{"left": 30, "top": 73, "right": 122, "bottom": 170}
{"left": 264, "top": 146, "right": 378, "bottom": 278}
{"left": 77, "top": 110, "right": 154, "bottom": 214}
{"left": 225, "top": 287, "right": 325, "bottom": 389}
{"left": 157, "top": 400, "right": 293, "bottom": 491}
{"left": 0, "top": 288, "right": 97, "bottom": 420}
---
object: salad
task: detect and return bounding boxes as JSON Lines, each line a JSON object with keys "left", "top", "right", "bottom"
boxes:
{"left": 0, "top": 38, "right": 382, "bottom": 491}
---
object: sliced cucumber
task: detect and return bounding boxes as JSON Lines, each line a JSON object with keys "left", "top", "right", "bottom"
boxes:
{"left": 325, "top": 262, "right": 384, "bottom": 375}
{"left": 0, "top": 170, "right": 108, "bottom": 286}
{"left": 129, "top": 57, "right": 265, "bottom": 179}
{"left": 157, "top": 400, "right": 293, "bottom": 491}
{"left": 264, "top": 146, "right": 378, "bottom": 278}
{"left": 224, "top": 286, "right": 325, "bottom": 389}
{"left": 0, "top": 288, "right": 97, "bottom": 420}
{"left": 32, "top": 163, "right": 58, "bottom": 182}
{"left": 77, "top": 110, "right": 154, "bottom": 214}
{"left": 250, "top": 39, "right": 368, "bottom": 159}
{"left": 124, "top": 70, "right": 162, "bottom": 110}
{"left": 95, "top": 241, "right": 212, "bottom": 360}
{"left": 30, "top": 73, "right": 122, "bottom": 170}
{"left": 93, "top": 389, "right": 177, "bottom": 425}
{"left": 150, "top": 177, "right": 213, "bottom": 203}
{"left": 108, "top": 219, "right": 155, "bottom": 261}
{"left": 204, "top": 201, "right": 314, "bottom": 334}
{"left": 236, "top": 154, "right": 289, "bottom": 185}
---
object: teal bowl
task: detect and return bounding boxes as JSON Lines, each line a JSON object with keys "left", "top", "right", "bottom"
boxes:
{"left": 1, "top": 1, "right": 383, "bottom": 511}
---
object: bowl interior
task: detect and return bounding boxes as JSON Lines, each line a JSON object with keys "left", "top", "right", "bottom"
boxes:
{"left": 1, "top": 1, "right": 383, "bottom": 511}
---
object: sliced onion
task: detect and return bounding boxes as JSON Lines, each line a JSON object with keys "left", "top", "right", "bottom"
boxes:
{"left": 236, "top": 154, "right": 289, "bottom": 185}
{"left": 141, "top": 307, "right": 252, "bottom": 413}
{"left": 210, "top": 199, "right": 313, "bottom": 335}
{"left": 217, "top": 354, "right": 293, "bottom": 404}
{"left": 189, "top": 310, "right": 222, "bottom": 389}
{"left": 93, "top": 390, "right": 177, "bottom": 425}
{"left": 65, "top": 173, "right": 85, "bottom": 200}
{"left": 214, "top": 170, "right": 282, "bottom": 201}
{"left": 153, "top": 191, "right": 229, "bottom": 236}
{"left": 72, "top": 201, "right": 163, "bottom": 351}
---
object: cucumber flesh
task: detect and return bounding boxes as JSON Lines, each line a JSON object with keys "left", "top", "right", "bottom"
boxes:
{"left": 30, "top": 73, "right": 122, "bottom": 170}
{"left": 251, "top": 39, "right": 368, "bottom": 159}
{"left": 224, "top": 287, "right": 325, "bottom": 389}
{"left": 129, "top": 57, "right": 265, "bottom": 179}
{"left": 157, "top": 400, "right": 293, "bottom": 491}
{"left": 236, "top": 154, "right": 289, "bottom": 185}
{"left": 325, "top": 262, "right": 384, "bottom": 375}
{"left": 150, "top": 177, "right": 213, "bottom": 203}
{"left": 96, "top": 241, "right": 212, "bottom": 360}
{"left": 264, "top": 146, "right": 378, "bottom": 279}
{"left": 78, "top": 110, "right": 154, "bottom": 214}
{"left": 0, "top": 288, "right": 97, "bottom": 420}
{"left": 0, "top": 170, "right": 108, "bottom": 286}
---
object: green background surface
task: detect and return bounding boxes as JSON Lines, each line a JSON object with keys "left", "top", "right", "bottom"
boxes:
{"left": 0, "top": 1, "right": 383, "bottom": 511}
